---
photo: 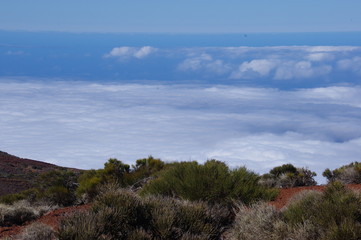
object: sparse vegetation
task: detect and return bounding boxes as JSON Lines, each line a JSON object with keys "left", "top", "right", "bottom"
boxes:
{"left": 3, "top": 153, "right": 361, "bottom": 240}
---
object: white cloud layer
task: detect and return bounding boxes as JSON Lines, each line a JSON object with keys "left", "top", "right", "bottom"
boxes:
{"left": 1, "top": 79, "right": 361, "bottom": 183}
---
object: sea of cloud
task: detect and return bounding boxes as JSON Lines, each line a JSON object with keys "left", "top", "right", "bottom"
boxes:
{"left": 1, "top": 79, "right": 361, "bottom": 183}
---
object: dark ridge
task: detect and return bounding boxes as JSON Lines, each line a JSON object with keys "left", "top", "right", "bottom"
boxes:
{"left": 0, "top": 151, "right": 80, "bottom": 196}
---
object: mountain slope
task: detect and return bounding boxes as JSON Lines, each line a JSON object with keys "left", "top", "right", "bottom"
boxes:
{"left": 0, "top": 151, "right": 74, "bottom": 196}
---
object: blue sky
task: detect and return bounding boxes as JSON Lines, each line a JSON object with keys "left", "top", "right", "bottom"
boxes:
{"left": 1, "top": 0, "right": 361, "bottom": 33}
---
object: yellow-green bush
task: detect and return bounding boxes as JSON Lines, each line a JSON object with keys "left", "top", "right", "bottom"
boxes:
{"left": 75, "top": 157, "right": 166, "bottom": 202}
{"left": 141, "top": 160, "right": 278, "bottom": 205}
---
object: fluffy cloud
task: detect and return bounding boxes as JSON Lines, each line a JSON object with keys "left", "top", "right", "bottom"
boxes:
{"left": 101, "top": 45, "right": 361, "bottom": 84}
{"left": 230, "top": 59, "right": 277, "bottom": 79}
{"left": 306, "top": 52, "right": 334, "bottom": 62}
{"left": 178, "top": 53, "right": 231, "bottom": 74}
{"left": 104, "top": 46, "right": 156, "bottom": 59}
{"left": 274, "top": 61, "right": 332, "bottom": 80}
{"left": 174, "top": 46, "right": 361, "bottom": 81}
{"left": 337, "top": 57, "right": 361, "bottom": 75}
{"left": 1, "top": 79, "right": 361, "bottom": 183}
{"left": 230, "top": 59, "right": 332, "bottom": 80}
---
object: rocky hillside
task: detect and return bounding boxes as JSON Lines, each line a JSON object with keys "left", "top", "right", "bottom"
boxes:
{"left": 0, "top": 151, "right": 76, "bottom": 196}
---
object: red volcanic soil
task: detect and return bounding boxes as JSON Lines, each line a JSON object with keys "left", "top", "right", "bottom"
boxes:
{"left": 0, "top": 204, "right": 90, "bottom": 238}
{"left": 270, "top": 184, "right": 361, "bottom": 209}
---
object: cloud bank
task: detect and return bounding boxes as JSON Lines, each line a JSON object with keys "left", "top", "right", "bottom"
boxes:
{"left": 102, "top": 45, "right": 361, "bottom": 86}
{"left": 176, "top": 46, "right": 359, "bottom": 81}
{"left": 1, "top": 80, "right": 361, "bottom": 183}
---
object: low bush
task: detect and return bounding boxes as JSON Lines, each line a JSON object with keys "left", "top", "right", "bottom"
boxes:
{"left": 36, "top": 169, "right": 79, "bottom": 206}
{"left": 0, "top": 200, "right": 54, "bottom": 227}
{"left": 17, "top": 222, "right": 55, "bottom": 240}
{"left": 76, "top": 157, "right": 166, "bottom": 202}
{"left": 260, "top": 163, "right": 317, "bottom": 188}
{"left": 0, "top": 188, "right": 40, "bottom": 205}
{"left": 57, "top": 187, "right": 232, "bottom": 240}
{"left": 227, "top": 202, "right": 288, "bottom": 240}
{"left": 57, "top": 211, "right": 109, "bottom": 240}
{"left": 323, "top": 162, "right": 361, "bottom": 184}
{"left": 283, "top": 182, "right": 361, "bottom": 240}
{"left": 76, "top": 169, "right": 103, "bottom": 202}
{"left": 43, "top": 185, "right": 76, "bottom": 207}
{"left": 228, "top": 183, "right": 361, "bottom": 240}
{"left": 141, "top": 160, "right": 278, "bottom": 205}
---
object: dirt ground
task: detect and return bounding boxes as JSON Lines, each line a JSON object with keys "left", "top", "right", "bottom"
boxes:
{"left": 269, "top": 184, "right": 361, "bottom": 209}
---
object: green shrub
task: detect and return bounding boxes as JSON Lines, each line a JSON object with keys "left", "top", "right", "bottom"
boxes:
{"left": 36, "top": 169, "right": 79, "bottom": 192}
{"left": 43, "top": 185, "right": 76, "bottom": 206}
{"left": 57, "top": 211, "right": 109, "bottom": 240}
{"left": 146, "top": 195, "right": 232, "bottom": 239}
{"left": 92, "top": 188, "right": 151, "bottom": 238}
{"left": 141, "top": 160, "right": 278, "bottom": 205}
{"left": 283, "top": 182, "right": 361, "bottom": 240}
{"left": 36, "top": 169, "right": 79, "bottom": 206}
{"left": 227, "top": 202, "right": 288, "bottom": 240}
{"left": 18, "top": 222, "right": 55, "bottom": 240}
{"left": 323, "top": 162, "right": 361, "bottom": 184}
{"left": 260, "top": 164, "right": 317, "bottom": 188}
{"left": 102, "top": 158, "right": 130, "bottom": 185}
{"left": 76, "top": 157, "right": 166, "bottom": 202}
{"left": 57, "top": 188, "right": 231, "bottom": 240}
{"left": 0, "top": 200, "right": 53, "bottom": 227}
{"left": 125, "top": 156, "right": 165, "bottom": 188}
{"left": 228, "top": 183, "right": 361, "bottom": 240}
{"left": 0, "top": 188, "right": 40, "bottom": 205}
{"left": 0, "top": 207, "right": 37, "bottom": 226}
{"left": 76, "top": 169, "right": 103, "bottom": 202}
{"left": 270, "top": 164, "right": 297, "bottom": 177}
